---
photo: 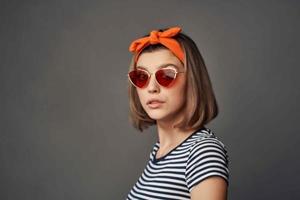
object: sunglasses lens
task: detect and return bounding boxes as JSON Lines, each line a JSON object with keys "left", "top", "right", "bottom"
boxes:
{"left": 156, "top": 69, "right": 177, "bottom": 87}
{"left": 128, "top": 70, "right": 149, "bottom": 88}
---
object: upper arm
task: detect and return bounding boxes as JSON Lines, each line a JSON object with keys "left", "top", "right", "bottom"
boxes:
{"left": 185, "top": 138, "right": 229, "bottom": 199}
{"left": 190, "top": 176, "right": 228, "bottom": 200}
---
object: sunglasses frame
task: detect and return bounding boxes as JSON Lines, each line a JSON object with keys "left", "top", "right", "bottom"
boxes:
{"left": 127, "top": 67, "right": 185, "bottom": 89}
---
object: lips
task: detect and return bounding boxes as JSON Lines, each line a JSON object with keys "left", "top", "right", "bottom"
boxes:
{"left": 146, "top": 99, "right": 165, "bottom": 105}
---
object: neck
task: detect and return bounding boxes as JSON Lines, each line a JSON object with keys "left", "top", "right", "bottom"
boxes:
{"left": 156, "top": 120, "right": 196, "bottom": 149}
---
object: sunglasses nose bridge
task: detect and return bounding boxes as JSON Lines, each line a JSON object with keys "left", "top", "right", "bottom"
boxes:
{"left": 146, "top": 71, "right": 160, "bottom": 89}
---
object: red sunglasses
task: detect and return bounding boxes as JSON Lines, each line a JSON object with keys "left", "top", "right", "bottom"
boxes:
{"left": 128, "top": 66, "right": 185, "bottom": 88}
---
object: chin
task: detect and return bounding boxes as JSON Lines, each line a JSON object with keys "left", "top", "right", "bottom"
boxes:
{"left": 146, "top": 111, "right": 167, "bottom": 120}
{"left": 147, "top": 110, "right": 175, "bottom": 122}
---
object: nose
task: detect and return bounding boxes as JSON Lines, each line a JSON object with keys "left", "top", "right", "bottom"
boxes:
{"left": 147, "top": 74, "right": 160, "bottom": 93}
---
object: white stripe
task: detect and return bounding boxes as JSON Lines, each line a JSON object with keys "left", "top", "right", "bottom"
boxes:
{"left": 126, "top": 128, "right": 229, "bottom": 199}
{"left": 136, "top": 180, "right": 190, "bottom": 198}
{"left": 187, "top": 151, "right": 227, "bottom": 169}
{"left": 149, "top": 161, "right": 186, "bottom": 169}
{"left": 186, "top": 159, "right": 227, "bottom": 175}
{"left": 146, "top": 164, "right": 185, "bottom": 173}
{"left": 131, "top": 182, "right": 190, "bottom": 200}
{"left": 144, "top": 167, "right": 186, "bottom": 179}
{"left": 138, "top": 177, "right": 188, "bottom": 191}
{"left": 141, "top": 172, "right": 186, "bottom": 185}
{"left": 189, "top": 172, "right": 228, "bottom": 191}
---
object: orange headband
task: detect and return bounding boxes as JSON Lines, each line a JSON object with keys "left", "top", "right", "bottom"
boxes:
{"left": 129, "top": 26, "right": 185, "bottom": 64}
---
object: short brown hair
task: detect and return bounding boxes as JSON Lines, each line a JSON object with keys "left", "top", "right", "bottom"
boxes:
{"left": 127, "top": 28, "right": 219, "bottom": 132}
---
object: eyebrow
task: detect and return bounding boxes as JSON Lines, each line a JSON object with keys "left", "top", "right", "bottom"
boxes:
{"left": 136, "top": 63, "right": 179, "bottom": 70}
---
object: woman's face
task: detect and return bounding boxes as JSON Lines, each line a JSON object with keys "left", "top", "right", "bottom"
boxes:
{"left": 135, "top": 48, "right": 187, "bottom": 124}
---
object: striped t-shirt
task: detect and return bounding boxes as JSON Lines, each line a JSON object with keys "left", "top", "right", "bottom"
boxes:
{"left": 126, "top": 127, "right": 229, "bottom": 200}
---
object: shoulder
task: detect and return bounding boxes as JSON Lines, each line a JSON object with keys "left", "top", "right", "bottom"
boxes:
{"left": 188, "top": 128, "right": 228, "bottom": 156}
{"left": 185, "top": 128, "right": 229, "bottom": 192}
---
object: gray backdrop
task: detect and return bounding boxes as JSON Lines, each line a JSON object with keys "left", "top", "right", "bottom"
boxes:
{"left": 1, "top": 0, "right": 299, "bottom": 199}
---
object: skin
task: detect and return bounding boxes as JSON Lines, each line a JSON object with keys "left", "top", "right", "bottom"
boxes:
{"left": 136, "top": 49, "right": 227, "bottom": 200}
{"left": 190, "top": 176, "right": 228, "bottom": 200}
{"left": 136, "top": 49, "right": 193, "bottom": 153}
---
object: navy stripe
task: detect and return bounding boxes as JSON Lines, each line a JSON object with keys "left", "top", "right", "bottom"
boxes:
{"left": 126, "top": 127, "right": 229, "bottom": 200}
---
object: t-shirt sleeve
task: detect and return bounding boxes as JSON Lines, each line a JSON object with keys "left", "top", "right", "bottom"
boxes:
{"left": 185, "top": 138, "right": 229, "bottom": 192}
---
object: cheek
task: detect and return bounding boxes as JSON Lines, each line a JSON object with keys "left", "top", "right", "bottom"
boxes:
{"left": 166, "top": 83, "right": 187, "bottom": 105}
{"left": 174, "top": 76, "right": 187, "bottom": 95}
{"left": 173, "top": 79, "right": 187, "bottom": 103}
{"left": 170, "top": 90, "right": 186, "bottom": 105}
{"left": 136, "top": 89, "right": 146, "bottom": 105}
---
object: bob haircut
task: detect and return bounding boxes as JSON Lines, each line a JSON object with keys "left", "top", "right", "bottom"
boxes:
{"left": 127, "top": 28, "right": 219, "bottom": 132}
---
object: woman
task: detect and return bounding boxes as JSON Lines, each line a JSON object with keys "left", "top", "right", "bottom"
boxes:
{"left": 126, "top": 26, "right": 229, "bottom": 200}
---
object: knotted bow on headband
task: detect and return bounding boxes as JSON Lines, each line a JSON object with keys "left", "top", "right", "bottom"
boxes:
{"left": 129, "top": 26, "right": 185, "bottom": 63}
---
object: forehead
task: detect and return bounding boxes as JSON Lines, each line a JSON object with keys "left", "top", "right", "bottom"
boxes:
{"left": 136, "top": 49, "right": 184, "bottom": 71}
